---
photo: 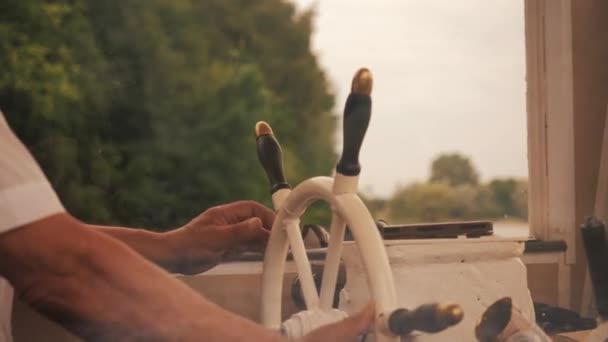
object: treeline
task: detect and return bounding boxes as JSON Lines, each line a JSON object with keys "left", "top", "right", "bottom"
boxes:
{"left": 366, "top": 153, "right": 528, "bottom": 223}
{"left": 0, "top": 0, "right": 336, "bottom": 229}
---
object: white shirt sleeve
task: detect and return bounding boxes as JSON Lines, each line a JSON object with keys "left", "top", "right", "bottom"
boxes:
{"left": 0, "top": 111, "right": 65, "bottom": 233}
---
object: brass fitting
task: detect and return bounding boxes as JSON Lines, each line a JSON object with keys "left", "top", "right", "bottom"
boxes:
{"left": 351, "top": 68, "right": 373, "bottom": 95}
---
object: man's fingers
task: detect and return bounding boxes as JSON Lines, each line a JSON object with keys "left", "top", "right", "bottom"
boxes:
{"left": 299, "top": 303, "right": 375, "bottom": 342}
{"left": 197, "top": 218, "right": 270, "bottom": 256}
{"left": 217, "top": 201, "right": 276, "bottom": 229}
{"left": 226, "top": 217, "right": 270, "bottom": 248}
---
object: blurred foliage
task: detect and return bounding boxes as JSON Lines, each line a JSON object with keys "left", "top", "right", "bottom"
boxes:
{"left": 371, "top": 153, "right": 528, "bottom": 223}
{"left": 0, "top": 2, "right": 527, "bottom": 230}
{"left": 429, "top": 153, "right": 479, "bottom": 187}
{"left": 0, "top": 0, "right": 337, "bottom": 230}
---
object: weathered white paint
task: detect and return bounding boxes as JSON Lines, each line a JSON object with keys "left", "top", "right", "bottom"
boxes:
{"left": 524, "top": 0, "right": 575, "bottom": 312}
{"left": 284, "top": 218, "right": 319, "bottom": 309}
{"left": 525, "top": 0, "right": 550, "bottom": 242}
{"left": 319, "top": 213, "right": 347, "bottom": 309}
{"left": 260, "top": 176, "right": 399, "bottom": 341}
{"left": 280, "top": 309, "right": 348, "bottom": 340}
{"left": 339, "top": 237, "right": 534, "bottom": 342}
{"left": 271, "top": 188, "right": 291, "bottom": 210}
{"left": 525, "top": 0, "right": 576, "bottom": 265}
{"left": 522, "top": 251, "right": 571, "bottom": 309}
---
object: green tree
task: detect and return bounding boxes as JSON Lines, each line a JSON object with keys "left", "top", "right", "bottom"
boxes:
{"left": 389, "top": 182, "right": 456, "bottom": 222}
{"left": 474, "top": 184, "right": 503, "bottom": 219}
{"left": 1, "top": 0, "right": 338, "bottom": 230}
{"left": 0, "top": 0, "right": 117, "bottom": 223}
{"left": 359, "top": 193, "right": 389, "bottom": 220}
{"left": 511, "top": 179, "right": 528, "bottom": 219}
{"left": 488, "top": 178, "right": 518, "bottom": 218}
{"left": 429, "top": 153, "right": 479, "bottom": 187}
{"left": 448, "top": 185, "right": 478, "bottom": 219}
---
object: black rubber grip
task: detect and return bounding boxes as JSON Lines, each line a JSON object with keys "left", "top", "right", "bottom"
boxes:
{"left": 255, "top": 128, "right": 290, "bottom": 194}
{"left": 336, "top": 93, "right": 372, "bottom": 176}
{"left": 388, "top": 303, "right": 463, "bottom": 336}
{"left": 581, "top": 217, "right": 608, "bottom": 319}
{"left": 475, "top": 297, "right": 512, "bottom": 342}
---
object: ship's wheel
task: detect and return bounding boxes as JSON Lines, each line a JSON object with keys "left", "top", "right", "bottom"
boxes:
{"left": 255, "top": 68, "right": 463, "bottom": 341}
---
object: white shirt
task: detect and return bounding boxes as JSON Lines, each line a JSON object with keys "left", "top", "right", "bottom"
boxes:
{"left": 0, "top": 111, "right": 65, "bottom": 341}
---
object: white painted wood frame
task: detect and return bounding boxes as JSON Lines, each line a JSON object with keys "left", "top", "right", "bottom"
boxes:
{"left": 524, "top": 0, "right": 575, "bottom": 310}
{"left": 525, "top": 0, "right": 576, "bottom": 264}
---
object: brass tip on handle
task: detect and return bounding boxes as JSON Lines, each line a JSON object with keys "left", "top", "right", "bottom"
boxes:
{"left": 387, "top": 302, "right": 464, "bottom": 336}
{"left": 255, "top": 121, "right": 273, "bottom": 138}
{"left": 351, "top": 68, "right": 373, "bottom": 95}
{"left": 438, "top": 303, "right": 465, "bottom": 325}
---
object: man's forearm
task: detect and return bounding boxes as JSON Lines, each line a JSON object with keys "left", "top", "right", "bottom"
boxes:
{"left": 88, "top": 224, "right": 182, "bottom": 273}
{"left": 0, "top": 213, "right": 283, "bottom": 341}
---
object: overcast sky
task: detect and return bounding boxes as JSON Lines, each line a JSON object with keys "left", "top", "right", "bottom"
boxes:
{"left": 291, "top": 0, "right": 527, "bottom": 197}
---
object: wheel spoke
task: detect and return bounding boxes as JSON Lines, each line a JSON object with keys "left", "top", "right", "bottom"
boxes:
{"left": 285, "top": 220, "right": 320, "bottom": 309}
{"left": 319, "top": 213, "right": 346, "bottom": 309}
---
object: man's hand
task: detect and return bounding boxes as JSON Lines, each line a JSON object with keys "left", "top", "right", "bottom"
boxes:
{"left": 92, "top": 200, "right": 276, "bottom": 275}
{"left": 168, "top": 200, "right": 276, "bottom": 274}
